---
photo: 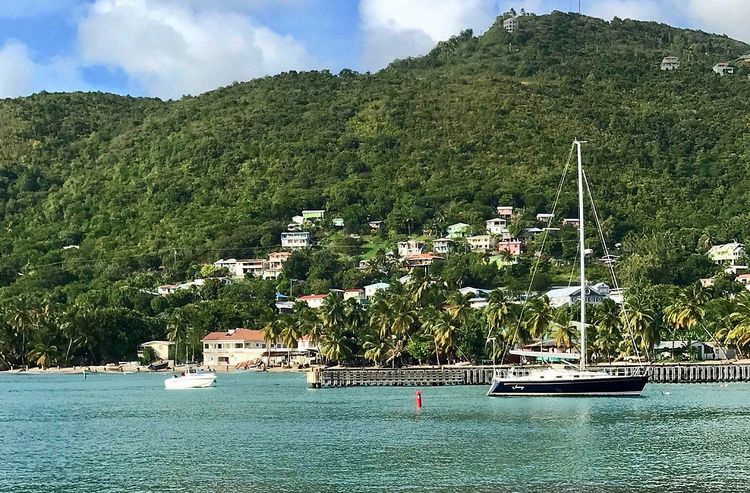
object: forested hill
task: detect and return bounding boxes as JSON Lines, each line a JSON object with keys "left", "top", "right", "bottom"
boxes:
{"left": 2, "top": 11, "right": 750, "bottom": 293}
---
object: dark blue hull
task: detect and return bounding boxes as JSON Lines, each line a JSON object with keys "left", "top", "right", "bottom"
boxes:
{"left": 487, "top": 375, "right": 648, "bottom": 397}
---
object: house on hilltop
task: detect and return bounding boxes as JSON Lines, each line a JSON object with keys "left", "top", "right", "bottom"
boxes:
{"left": 446, "top": 222, "right": 473, "bottom": 239}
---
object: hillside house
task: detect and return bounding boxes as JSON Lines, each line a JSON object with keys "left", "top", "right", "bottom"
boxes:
{"left": 301, "top": 209, "right": 325, "bottom": 222}
{"left": 496, "top": 206, "right": 514, "bottom": 218}
{"left": 433, "top": 237, "right": 455, "bottom": 254}
{"left": 485, "top": 218, "right": 510, "bottom": 237}
{"left": 213, "top": 258, "right": 264, "bottom": 278}
{"left": 158, "top": 284, "right": 177, "bottom": 296}
{"left": 536, "top": 213, "right": 554, "bottom": 222}
{"left": 281, "top": 231, "right": 312, "bottom": 250}
{"left": 713, "top": 62, "right": 734, "bottom": 76}
{"left": 503, "top": 16, "right": 518, "bottom": 32}
{"left": 343, "top": 288, "right": 365, "bottom": 302}
{"left": 364, "top": 282, "right": 391, "bottom": 298}
{"left": 546, "top": 284, "right": 608, "bottom": 308}
{"left": 467, "top": 235, "right": 497, "bottom": 253}
{"left": 404, "top": 252, "right": 444, "bottom": 269}
{"left": 368, "top": 220, "right": 384, "bottom": 231}
{"left": 707, "top": 242, "right": 745, "bottom": 265}
{"left": 296, "top": 294, "right": 328, "bottom": 309}
{"left": 661, "top": 56, "right": 680, "bottom": 70}
{"left": 562, "top": 218, "right": 580, "bottom": 229}
{"left": 736, "top": 273, "right": 750, "bottom": 288}
{"left": 446, "top": 222, "right": 473, "bottom": 239}
{"left": 332, "top": 218, "right": 345, "bottom": 228}
{"left": 497, "top": 239, "right": 524, "bottom": 257}
{"left": 398, "top": 239, "right": 424, "bottom": 258}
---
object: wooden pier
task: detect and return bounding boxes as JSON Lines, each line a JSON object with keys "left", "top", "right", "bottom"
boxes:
{"left": 306, "top": 364, "right": 750, "bottom": 388}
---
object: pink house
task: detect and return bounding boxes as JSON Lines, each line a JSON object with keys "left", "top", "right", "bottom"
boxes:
{"left": 497, "top": 239, "right": 524, "bottom": 257}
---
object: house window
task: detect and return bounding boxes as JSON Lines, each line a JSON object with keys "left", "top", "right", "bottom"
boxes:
{"left": 235, "top": 343, "right": 243, "bottom": 349}
{"left": 204, "top": 344, "right": 209, "bottom": 349}
{"left": 216, "top": 344, "right": 222, "bottom": 349}
{"left": 261, "top": 343, "right": 266, "bottom": 348}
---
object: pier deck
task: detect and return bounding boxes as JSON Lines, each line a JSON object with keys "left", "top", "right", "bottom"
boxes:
{"left": 307, "top": 364, "right": 750, "bottom": 388}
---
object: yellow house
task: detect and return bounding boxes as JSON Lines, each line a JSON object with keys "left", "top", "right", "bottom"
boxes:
{"left": 138, "top": 340, "right": 174, "bottom": 361}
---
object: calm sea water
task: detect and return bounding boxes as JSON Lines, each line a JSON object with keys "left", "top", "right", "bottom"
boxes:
{"left": 1, "top": 372, "right": 749, "bottom": 493}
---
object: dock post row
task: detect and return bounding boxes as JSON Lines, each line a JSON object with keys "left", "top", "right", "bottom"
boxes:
{"left": 306, "top": 364, "right": 750, "bottom": 388}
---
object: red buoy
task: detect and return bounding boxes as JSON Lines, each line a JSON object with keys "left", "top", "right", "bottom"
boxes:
{"left": 415, "top": 390, "right": 422, "bottom": 410}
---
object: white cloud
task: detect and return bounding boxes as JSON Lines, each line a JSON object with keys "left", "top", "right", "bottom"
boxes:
{"left": 0, "top": 40, "right": 35, "bottom": 97}
{"left": 360, "top": 0, "right": 501, "bottom": 70}
{"left": 684, "top": 0, "right": 750, "bottom": 44}
{"left": 76, "top": 0, "right": 316, "bottom": 99}
{"left": 586, "top": 0, "right": 676, "bottom": 24}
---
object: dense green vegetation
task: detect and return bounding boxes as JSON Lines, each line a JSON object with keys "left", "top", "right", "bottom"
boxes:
{"left": 1, "top": 12, "right": 750, "bottom": 368}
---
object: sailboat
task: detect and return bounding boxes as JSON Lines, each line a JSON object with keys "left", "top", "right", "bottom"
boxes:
{"left": 487, "top": 140, "right": 649, "bottom": 397}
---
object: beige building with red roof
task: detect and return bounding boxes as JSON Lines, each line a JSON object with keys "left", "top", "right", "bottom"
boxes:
{"left": 202, "top": 328, "right": 287, "bottom": 367}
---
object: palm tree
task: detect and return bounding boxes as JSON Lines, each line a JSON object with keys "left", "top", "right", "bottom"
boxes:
{"left": 665, "top": 285, "right": 709, "bottom": 360}
{"left": 421, "top": 307, "right": 451, "bottom": 366}
{"left": 5, "top": 295, "right": 33, "bottom": 368}
{"left": 621, "top": 294, "right": 656, "bottom": 360}
{"left": 552, "top": 308, "right": 577, "bottom": 350}
{"left": 368, "top": 294, "right": 392, "bottom": 340}
{"left": 592, "top": 299, "right": 621, "bottom": 362}
{"left": 29, "top": 337, "right": 58, "bottom": 369}
{"left": 522, "top": 295, "right": 555, "bottom": 342}
{"left": 279, "top": 317, "right": 301, "bottom": 364}
{"left": 319, "top": 294, "right": 346, "bottom": 330}
{"left": 362, "top": 337, "right": 388, "bottom": 366}
{"left": 319, "top": 327, "right": 355, "bottom": 364}
{"left": 166, "top": 313, "right": 188, "bottom": 364}
{"left": 261, "top": 319, "right": 284, "bottom": 365}
{"left": 486, "top": 289, "right": 517, "bottom": 339}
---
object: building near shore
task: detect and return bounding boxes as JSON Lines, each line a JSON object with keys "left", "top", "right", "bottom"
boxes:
{"left": 138, "top": 340, "right": 174, "bottom": 361}
{"left": 202, "top": 328, "right": 286, "bottom": 367}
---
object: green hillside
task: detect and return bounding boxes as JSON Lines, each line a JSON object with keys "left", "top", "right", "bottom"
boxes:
{"left": 1, "top": 12, "right": 750, "bottom": 366}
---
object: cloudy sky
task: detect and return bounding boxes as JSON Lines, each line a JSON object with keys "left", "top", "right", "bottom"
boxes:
{"left": 0, "top": 0, "right": 748, "bottom": 100}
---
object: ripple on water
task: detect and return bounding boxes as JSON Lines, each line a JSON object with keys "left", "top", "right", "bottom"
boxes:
{"left": 1, "top": 374, "right": 750, "bottom": 493}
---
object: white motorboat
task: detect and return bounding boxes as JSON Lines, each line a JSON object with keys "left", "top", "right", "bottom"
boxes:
{"left": 164, "top": 367, "right": 217, "bottom": 389}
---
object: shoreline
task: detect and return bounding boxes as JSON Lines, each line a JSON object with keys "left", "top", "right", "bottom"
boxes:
{"left": 0, "top": 365, "right": 307, "bottom": 375}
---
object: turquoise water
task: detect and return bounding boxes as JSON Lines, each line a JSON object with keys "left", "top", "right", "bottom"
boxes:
{"left": 1, "top": 373, "right": 749, "bottom": 493}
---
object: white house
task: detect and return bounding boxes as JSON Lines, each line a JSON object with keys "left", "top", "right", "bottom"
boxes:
{"left": 296, "top": 294, "right": 328, "bottom": 309}
{"left": 291, "top": 215, "right": 304, "bottom": 225}
{"left": 281, "top": 231, "right": 312, "bottom": 250}
{"left": 485, "top": 218, "right": 509, "bottom": 237}
{"left": 202, "top": 329, "right": 288, "bottom": 367}
{"left": 433, "top": 237, "right": 455, "bottom": 254}
{"left": 466, "top": 235, "right": 497, "bottom": 252}
{"left": 546, "top": 285, "right": 608, "bottom": 308}
{"left": 654, "top": 341, "right": 734, "bottom": 361}
{"left": 503, "top": 16, "right": 518, "bottom": 32}
{"left": 713, "top": 62, "right": 734, "bottom": 76}
{"left": 562, "top": 218, "right": 580, "bottom": 229}
{"left": 661, "top": 55, "right": 679, "bottom": 70}
{"left": 398, "top": 240, "right": 424, "bottom": 258}
{"left": 157, "top": 284, "right": 177, "bottom": 296}
{"left": 213, "top": 258, "right": 265, "bottom": 278}
{"left": 332, "top": 218, "right": 345, "bottom": 228}
{"left": 364, "top": 282, "right": 391, "bottom": 298}
{"left": 302, "top": 209, "right": 326, "bottom": 222}
{"left": 708, "top": 242, "right": 745, "bottom": 265}
{"left": 536, "top": 213, "right": 554, "bottom": 222}
{"left": 343, "top": 288, "right": 365, "bottom": 302}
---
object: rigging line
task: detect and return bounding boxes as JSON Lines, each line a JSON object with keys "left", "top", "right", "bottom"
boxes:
{"left": 495, "top": 142, "right": 576, "bottom": 366}
{"left": 582, "top": 168, "right": 644, "bottom": 368}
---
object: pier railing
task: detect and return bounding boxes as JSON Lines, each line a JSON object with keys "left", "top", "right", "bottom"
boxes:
{"left": 306, "top": 364, "right": 750, "bottom": 388}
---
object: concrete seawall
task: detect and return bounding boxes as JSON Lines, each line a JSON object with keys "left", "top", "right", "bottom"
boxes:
{"left": 307, "top": 364, "right": 750, "bottom": 388}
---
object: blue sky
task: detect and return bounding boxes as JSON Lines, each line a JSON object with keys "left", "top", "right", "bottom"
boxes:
{"left": 0, "top": 0, "right": 748, "bottom": 100}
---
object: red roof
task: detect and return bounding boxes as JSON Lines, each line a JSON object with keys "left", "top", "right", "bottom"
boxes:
{"left": 406, "top": 253, "right": 444, "bottom": 260}
{"left": 202, "top": 328, "right": 265, "bottom": 341}
{"left": 737, "top": 274, "right": 750, "bottom": 280}
{"left": 297, "top": 294, "right": 328, "bottom": 300}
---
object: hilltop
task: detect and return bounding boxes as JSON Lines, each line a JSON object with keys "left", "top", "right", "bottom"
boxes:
{"left": 0, "top": 11, "right": 749, "bottom": 295}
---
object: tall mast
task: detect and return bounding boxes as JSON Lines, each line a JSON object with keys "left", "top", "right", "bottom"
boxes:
{"left": 575, "top": 139, "right": 586, "bottom": 370}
